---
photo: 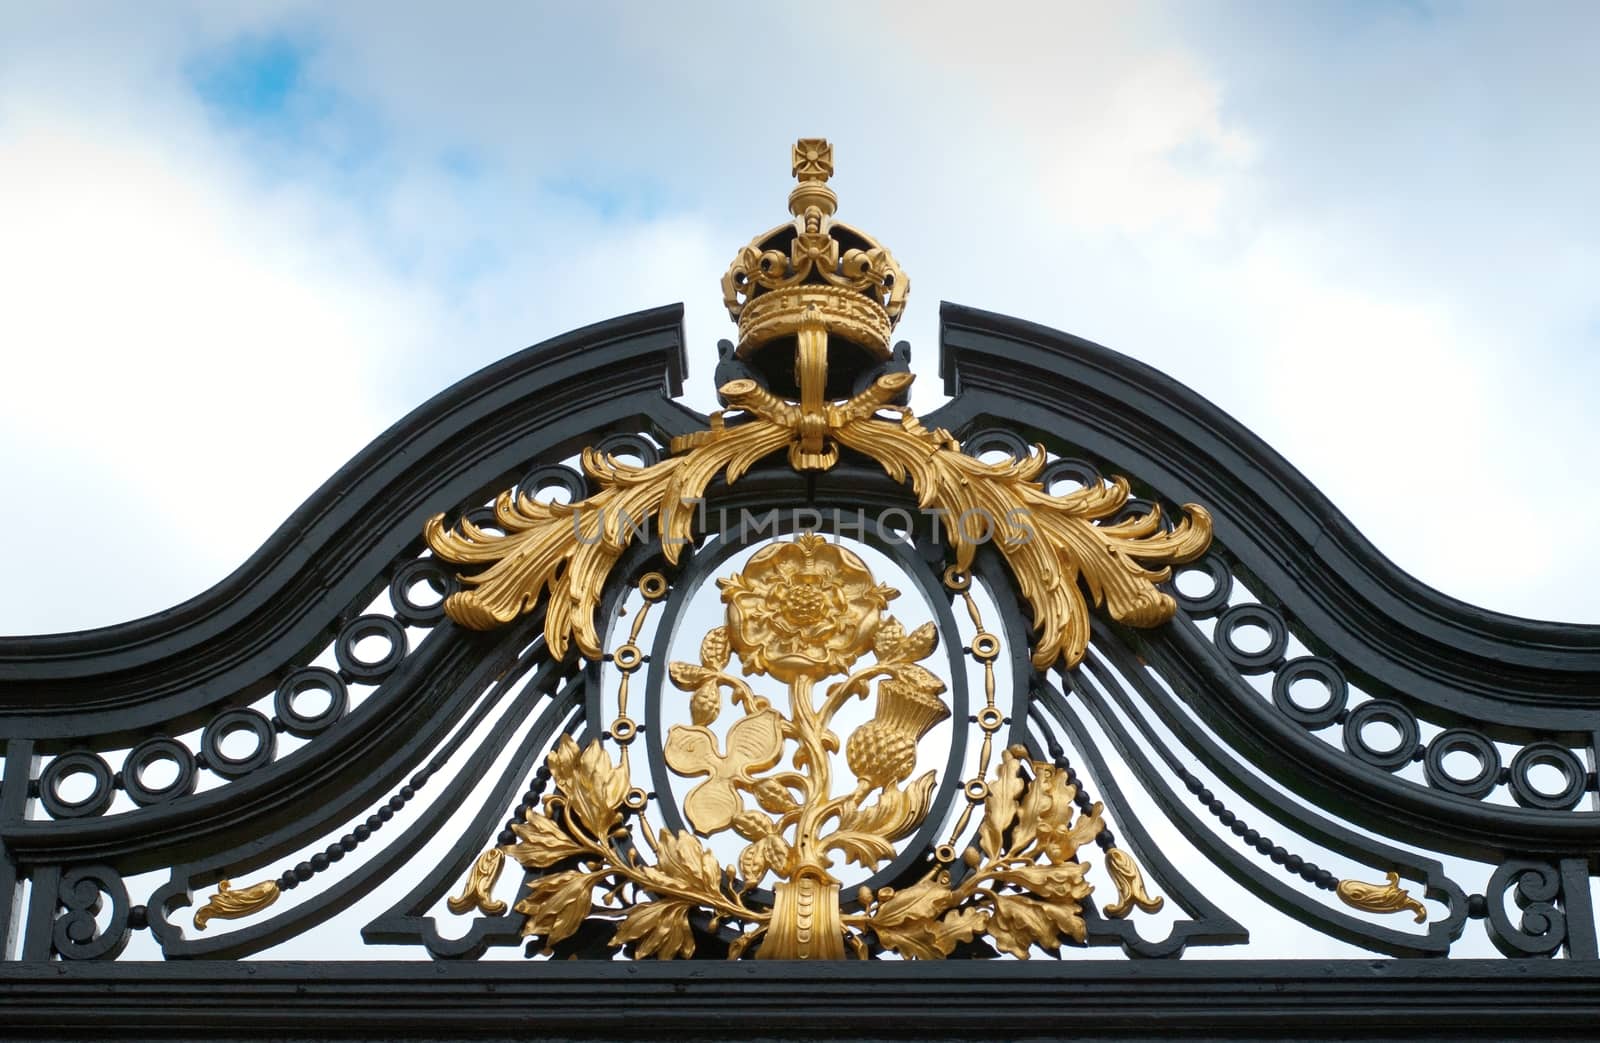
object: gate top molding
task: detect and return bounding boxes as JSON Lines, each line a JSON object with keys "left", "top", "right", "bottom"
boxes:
{"left": 0, "top": 139, "right": 1598, "bottom": 1032}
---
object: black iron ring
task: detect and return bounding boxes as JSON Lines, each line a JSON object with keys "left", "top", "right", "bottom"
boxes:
{"left": 1271, "top": 656, "right": 1348, "bottom": 729}
{"left": 517, "top": 463, "right": 588, "bottom": 504}
{"left": 961, "top": 427, "right": 1032, "bottom": 461}
{"left": 202, "top": 707, "right": 277, "bottom": 779}
{"left": 121, "top": 736, "right": 197, "bottom": 807}
{"left": 39, "top": 751, "right": 115, "bottom": 819}
{"left": 1342, "top": 699, "right": 1420, "bottom": 772}
{"left": 334, "top": 615, "right": 409, "bottom": 685}
{"left": 1215, "top": 603, "right": 1288, "bottom": 674}
{"left": 1173, "top": 555, "right": 1234, "bottom": 618}
{"left": 1508, "top": 742, "right": 1587, "bottom": 811}
{"left": 388, "top": 558, "right": 457, "bottom": 627}
{"left": 275, "top": 666, "right": 350, "bottom": 737}
{"left": 1038, "top": 457, "right": 1102, "bottom": 494}
{"left": 1423, "top": 728, "right": 1502, "bottom": 800}
{"left": 593, "top": 432, "right": 660, "bottom": 467}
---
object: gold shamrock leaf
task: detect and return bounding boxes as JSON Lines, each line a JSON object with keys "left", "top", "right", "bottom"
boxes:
{"left": 663, "top": 709, "right": 785, "bottom": 834}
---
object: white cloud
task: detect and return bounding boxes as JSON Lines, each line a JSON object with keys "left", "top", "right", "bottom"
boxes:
{"left": 0, "top": 98, "right": 441, "bottom": 630}
{"left": 893, "top": 1, "right": 1257, "bottom": 234}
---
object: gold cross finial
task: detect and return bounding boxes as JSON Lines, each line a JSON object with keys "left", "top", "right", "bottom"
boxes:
{"left": 787, "top": 139, "right": 838, "bottom": 219}
{"left": 791, "top": 138, "right": 834, "bottom": 182}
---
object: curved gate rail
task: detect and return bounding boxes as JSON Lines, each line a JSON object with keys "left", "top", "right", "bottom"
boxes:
{"left": 0, "top": 140, "right": 1596, "bottom": 1038}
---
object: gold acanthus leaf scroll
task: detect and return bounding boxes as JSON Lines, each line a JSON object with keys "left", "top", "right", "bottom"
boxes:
{"left": 1337, "top": 870, "right": 1427, "bottom": 923}
{"left": 425, "top": 371, "right": 1211, "bottom": 670}
{"left": 193, "top": 878, "right": 280, "bottom": 931}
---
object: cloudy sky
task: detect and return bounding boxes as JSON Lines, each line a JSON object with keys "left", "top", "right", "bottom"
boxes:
{"left": 3, "top": 1, "right": 1596, "bottom": 635}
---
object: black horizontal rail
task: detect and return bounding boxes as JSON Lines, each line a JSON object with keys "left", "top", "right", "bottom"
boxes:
{"left": 0, "top": 960, "right": 1596, "bottom": 1036}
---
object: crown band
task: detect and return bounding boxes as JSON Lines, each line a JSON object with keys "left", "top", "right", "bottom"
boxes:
{"left": 735, "top": 285, "right": 892, "bottom": 359}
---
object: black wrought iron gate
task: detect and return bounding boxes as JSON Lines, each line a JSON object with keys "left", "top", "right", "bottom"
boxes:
{"left": 1, "top": 142, "right": 1596, "bottom": 1039}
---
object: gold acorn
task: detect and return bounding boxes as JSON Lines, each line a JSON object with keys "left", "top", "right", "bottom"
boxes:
{"left": 846, "top": 678, "right": 950, "bottom": 788}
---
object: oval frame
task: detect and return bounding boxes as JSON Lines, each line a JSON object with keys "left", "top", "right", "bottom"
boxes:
{"left": 643, "top": 515, "right": 973, "bottom": 905}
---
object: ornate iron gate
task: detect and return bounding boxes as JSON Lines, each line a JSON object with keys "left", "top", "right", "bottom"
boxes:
{"left": 1, "top": 141, "right": 1596, "bottom": 1037}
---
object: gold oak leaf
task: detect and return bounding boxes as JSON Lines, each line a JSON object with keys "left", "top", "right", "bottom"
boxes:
{"left": 980, "top": 748, "right": 1028, "bottom": 857}
{"left": 993, "top": 861, "right": 1094, "bottom": 902}
{"left": 872, "top": 878, "right": 960, "bottom": 931}
{"left": 546, "top": 736, "right": 629, "bottom": 839}
{"left": 505, "top": 811, "right": 585, "bottom": 869}
{"left": 986, "top": 892, "right": 1088, "bottom": 959}
{"left": 1014, "top": 761, "right": 1079, "bottom": 859}
{"left": 875, "top": 906, "right": 990, "bottom": 961}
{"left": 611, "top": 899, "right": 698, "bottom": 960}
{"left": 514, "top": 869, "right": 600, "bottom": 949}
{"left": 1039, "top": 798, "right": 1105, "bottom": 865}
{"left": 662, "top": 710, "right": 784, "bottom": 835}
{"left": 868, "top": 878, "right": 984, "bottom": 960}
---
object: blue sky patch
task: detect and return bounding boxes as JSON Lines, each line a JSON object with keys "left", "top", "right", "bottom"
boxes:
{"left": 544, "top": 174, "right": 667, "bottom": 222}
{"left": 184, "top": 31, "right": 392, "bottom": 199}
{"left": 187, "top": 34, "right": 310, "bottom": 123}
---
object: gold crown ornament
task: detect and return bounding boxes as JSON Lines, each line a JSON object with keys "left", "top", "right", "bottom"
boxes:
{"left": 720, "top": 139, "right": 909, "bottom": 361}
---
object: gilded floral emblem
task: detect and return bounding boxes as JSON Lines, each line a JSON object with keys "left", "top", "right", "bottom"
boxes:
{"left": 443, "top": 538, "right": 1165, "bottom": 961}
